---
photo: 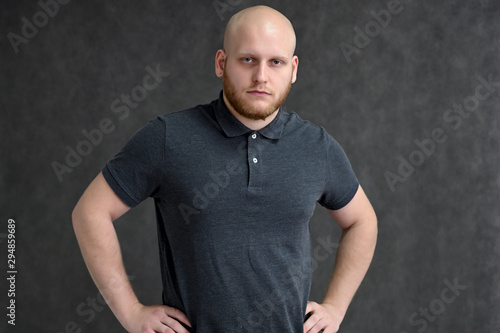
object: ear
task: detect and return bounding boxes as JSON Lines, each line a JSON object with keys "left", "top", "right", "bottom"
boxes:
{"left": 215, "top": 49, "right": 226, "bottom": 78}
{"left": 291, "top": 55, "right": 299, "bottom": 84}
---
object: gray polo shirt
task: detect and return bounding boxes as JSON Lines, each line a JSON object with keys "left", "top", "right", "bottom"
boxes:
{"left": 102, "top": 91, "right": 359, "bottom": 332}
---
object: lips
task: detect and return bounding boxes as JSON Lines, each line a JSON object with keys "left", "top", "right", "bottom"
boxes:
{"left": 247, "top": 90, "right": 271, "bottom": 96}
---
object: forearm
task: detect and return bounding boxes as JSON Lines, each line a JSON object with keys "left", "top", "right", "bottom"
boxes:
{"left": 322, "top": 217, "right": 377, "bottom": 318}
{"left": 72, "top": 208, "right": 138, "bottom": 324}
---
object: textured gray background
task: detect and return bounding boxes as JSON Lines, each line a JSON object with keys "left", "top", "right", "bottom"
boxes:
{"left": 1, "top": 0, "right": 499, "bottom": 332}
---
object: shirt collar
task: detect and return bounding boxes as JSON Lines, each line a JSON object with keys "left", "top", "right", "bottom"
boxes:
{"left": 214, "top": 90, "right": 284, "bottom": 140}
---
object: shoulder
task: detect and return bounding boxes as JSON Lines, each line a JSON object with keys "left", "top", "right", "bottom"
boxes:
{"left": 281, "top": 109, "right": 332, "bottom": 143}
{"left": 280, "top": 110, "right": 350, "bottom": 162}
{"left": 156, "top": 105, "right": 205, "bottom": 123}
{"left": 123, "top": 105, "right": 208, "bottom": 146}
{"left": 155, "top": 101, "right": 217, "bottom": 129}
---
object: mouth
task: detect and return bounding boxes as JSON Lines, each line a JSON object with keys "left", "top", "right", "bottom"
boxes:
{"left": 247, "top": 90, "right": 271, "bottom": 97}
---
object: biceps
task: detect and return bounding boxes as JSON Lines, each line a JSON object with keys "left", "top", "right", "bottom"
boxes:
{"left": 73, "top": 172, "right": 131, "bottom": 222}
{"left": 327, "top": 185, "right": 376, "bottom": 230}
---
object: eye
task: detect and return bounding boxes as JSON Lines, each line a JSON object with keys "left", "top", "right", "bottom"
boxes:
{"left": 242, "top": 57, "right": 253, "bottom": 63}
{"left": 272, "top": 60, "right": 283, "bottom": 66}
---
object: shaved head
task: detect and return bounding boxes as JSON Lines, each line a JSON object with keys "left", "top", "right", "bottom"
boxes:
{"left": 223, "top": 5, "right": 296, "bottom": 57}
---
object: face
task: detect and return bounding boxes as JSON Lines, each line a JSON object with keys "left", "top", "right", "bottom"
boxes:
{"left": 216, "top": 22, "right": 298, "bottom": 121}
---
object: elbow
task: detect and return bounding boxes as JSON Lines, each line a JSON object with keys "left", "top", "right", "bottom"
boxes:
{"left": 71, "top": 199, "right": 91, "bottom": 237}
{"left": 71, "top": 202, "right": 83, "bottom": 235}
{"left": 368, "top": 211, "right": 378, "bottom": 241}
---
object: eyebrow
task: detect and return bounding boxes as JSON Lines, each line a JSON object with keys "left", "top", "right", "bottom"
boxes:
{"left": 236, "top": 52, "right": 289, "bottom": 61}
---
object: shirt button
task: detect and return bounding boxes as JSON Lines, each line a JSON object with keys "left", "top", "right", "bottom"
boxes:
{"left": 251, "top": 133, "right": 257, "bottom": 139}
{"left": 253, "top": 158, "right": 258, "bottom": 164}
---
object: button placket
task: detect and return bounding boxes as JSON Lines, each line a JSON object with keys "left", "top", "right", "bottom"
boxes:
{"left": 247, "top": 132, "right": 262, "bottom": 190}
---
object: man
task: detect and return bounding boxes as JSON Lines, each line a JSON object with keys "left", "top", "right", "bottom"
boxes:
{"left": 72, "top": 5, "right": 377, "bottom": 333}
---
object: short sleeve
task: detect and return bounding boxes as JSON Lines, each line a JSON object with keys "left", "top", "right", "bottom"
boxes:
{"left": 102, "top": 117, "right": 165, "bottom": 207}
{"left": 317, "top": 132, "right": 359, "bottom": 210}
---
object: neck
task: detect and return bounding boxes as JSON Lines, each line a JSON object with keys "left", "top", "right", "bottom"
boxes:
{"left": 223, "top": 94, "right": 279, "bottom": 131}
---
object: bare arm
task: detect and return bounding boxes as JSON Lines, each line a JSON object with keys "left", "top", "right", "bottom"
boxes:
{"left": 72, "top": 172, "right": 191, "bottom": 333}
{"left": 304, "top": 185, "right": 378, "bottom": 333}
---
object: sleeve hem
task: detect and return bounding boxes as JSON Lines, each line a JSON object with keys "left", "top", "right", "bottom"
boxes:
{"left": 319, "top": 182, "right": 360, "bottom": 211}
{"left": 102, "top": 165, "right": 140, "bottom": 208}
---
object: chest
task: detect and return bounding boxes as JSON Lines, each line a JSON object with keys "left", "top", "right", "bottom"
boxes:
{"left": 158, "top": 133, "right": 326, "bottom": 242}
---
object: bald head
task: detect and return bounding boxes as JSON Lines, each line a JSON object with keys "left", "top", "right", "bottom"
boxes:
{"left": 223, "top": 5, "right": 296, "bottom": 57}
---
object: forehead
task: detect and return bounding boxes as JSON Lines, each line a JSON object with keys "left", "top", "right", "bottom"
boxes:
{"left": 227, "top": 22, "right": 294, "bottom": 59}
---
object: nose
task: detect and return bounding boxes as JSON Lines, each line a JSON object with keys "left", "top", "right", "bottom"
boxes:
{"left": 253, "top": 62, "right": 268, "bottom": 84}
